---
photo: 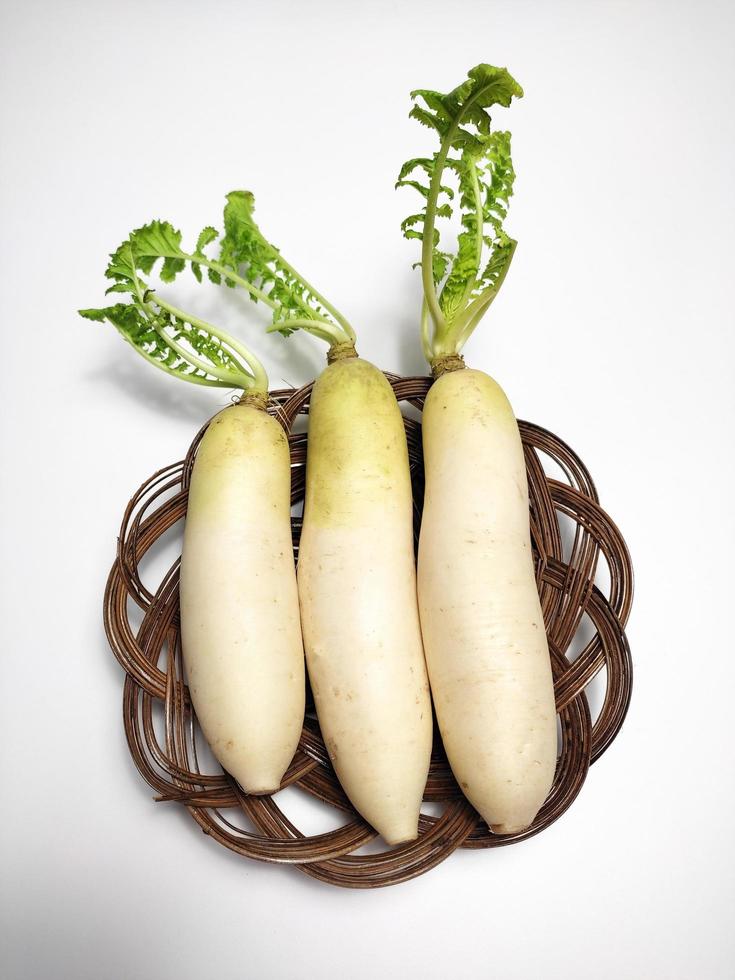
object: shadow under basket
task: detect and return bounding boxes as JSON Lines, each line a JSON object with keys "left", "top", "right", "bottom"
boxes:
{"left": 104, "top": 374, "right": 633, "bottom": 889}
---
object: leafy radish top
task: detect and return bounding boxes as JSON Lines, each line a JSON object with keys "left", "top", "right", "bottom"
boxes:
{"left": 397, "top": 64, "right": 522, "bottom": 362}
{"left": 81, "top": 193, "right": 354, "bottom": 391}
{"left": 82, "top": 63, "right": 520, "bottom": 386}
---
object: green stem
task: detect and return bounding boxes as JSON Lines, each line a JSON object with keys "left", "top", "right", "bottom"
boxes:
{"left": 153, "top": 294, "right": 268, "bottom": 392}
{"left": 188, "top": 252, "right": 352, "bottom": 344}
{"left": 421, "top": 139, "right": 451, "bottom": 336}
{"left": 118, "top": 334, "right": 236, "bottom": 388}
{"left": 157, "top": 328, "right": 243, "bottom": 385}
{"left": 126, "top": 264, "right": 247, "bottom": 391}
{"left": 265, "top": 317, "right": 346, "bottom": 346}
{"left": 420, "top": 298, "right": 432, "bottom": 362}
{"left": 195, "top": 255, "right": 280, "bottom": 310}
{"left": 449, "top": 239, "right": 517, "bottom": 352}
{"left": 142, "top": 298, "right": 246, "bottom": 386}
{"left": 490, "top": 237, "right": 517, "bottom": 298}
{"left": 457, "top": 156, "right": 484, "bottom": 310}
{"left": 271, "top": 252, "right": 355, "bottom": 343}
{"left": 452, "top": 292, "right": 496, "bottom": 352}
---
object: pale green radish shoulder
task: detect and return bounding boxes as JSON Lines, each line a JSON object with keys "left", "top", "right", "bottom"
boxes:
{"left": 424, "top": 368, "right": 517, "bottom": 428}
{"left": 306, "top": 356, "right": 415, "bottom": 527}
{"left": 188, "top": 399, "right": 291, "bottom": 516}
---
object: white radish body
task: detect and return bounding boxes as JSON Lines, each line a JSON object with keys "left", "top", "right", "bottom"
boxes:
{"left": 179, "top": 401, "right": 305, "bottom": 795}
{"left": 418, "top": 368, "right": 557, "bottom": 833}
{"left": 298, "top": 357, "right": 433, "bottom": 844}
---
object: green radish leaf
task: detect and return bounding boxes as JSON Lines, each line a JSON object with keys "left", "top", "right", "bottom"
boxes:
{"left": 82, "top": 227, "right": 267, "bottom": 390}
{"left": 217, "top": 190, "right": 351, "bottom": 341}
{"left": 100, "top": 194, "right": 354, "bottom": 350}
{"left": 397, "top": 64, "right": 522, "bottom": 357}
{"left": 127, "top": 220, "right": 187, "bottom": 281}
{"left": 80, "top": 297, "right": 247, "bottom": 388}
{"left": 195, "top": 225, "right": 219, "bottom": 253}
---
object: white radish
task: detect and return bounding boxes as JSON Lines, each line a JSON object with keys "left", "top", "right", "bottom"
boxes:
{"left": 180, "top": 397, "right": 305, "bottom": 794}
{"left": 297, "top": 354, "right": 433, "bottom": 845}
{"left": 398, "top": 63, "right": 557, "bottom": 831}
{"left": 418, "top": 369, "right": 556, "bottom": 832}
{"left": 82, "top": 222, "right": 306, "bottom": 796}
{"left": 200, "top": 193, "right": 434, "bottom": 844}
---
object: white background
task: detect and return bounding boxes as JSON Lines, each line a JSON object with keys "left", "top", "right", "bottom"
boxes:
{"left": 1, "top": 1, "right": 734, "bottom": 977}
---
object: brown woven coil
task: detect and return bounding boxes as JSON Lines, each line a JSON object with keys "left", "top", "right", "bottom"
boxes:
{"left": 104, "top": 374, "right": 633, "bottom": 889}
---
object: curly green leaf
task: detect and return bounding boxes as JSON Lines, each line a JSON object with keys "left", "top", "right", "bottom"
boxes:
{"left": 397, "top": 63, "right": 523, "bottom": 360}
{"left": 217, "top": 190, "right": 354, "bottom": 345}
{"left": 81, "top": 228, "right": 268, "bottom": 392}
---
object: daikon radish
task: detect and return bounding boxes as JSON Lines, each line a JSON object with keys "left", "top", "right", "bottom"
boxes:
{"left": 398, "top": 64, "right": 557, "bottom": 833}
{"left": 180, "top": 395, "right": 304, "bottom": 794}
{"left": 194, "top": 192, "right": 433, "bottom": 843}
{"left": 81, "top": 222, "right": 305, "bottom": 794}
{"left": 298, "top": 354, "right": 432, "bottom": 845}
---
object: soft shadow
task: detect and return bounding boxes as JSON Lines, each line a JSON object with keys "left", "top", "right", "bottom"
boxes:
{"left": 83, "top": 284, "right": 326, "bottom": 422}
{"left": 193, "top": 280, "right": 325, "bottom": 389}
{"left": 386, "top": 267, "right": 430, "bottom": 378}
{"left": 395, "top": 312, "right": 431, "bottom": 378}
{"left": 84, "top": 355, "right": 220, "bottom": 424}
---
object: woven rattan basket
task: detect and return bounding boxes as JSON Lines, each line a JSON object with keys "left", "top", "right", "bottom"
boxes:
{"left": 104, "top": 374, "right": 633, "bottom": 888}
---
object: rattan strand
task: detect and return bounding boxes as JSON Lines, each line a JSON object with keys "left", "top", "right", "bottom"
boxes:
{"left": 103, "top": 374, "right": 633, "bottom": 888}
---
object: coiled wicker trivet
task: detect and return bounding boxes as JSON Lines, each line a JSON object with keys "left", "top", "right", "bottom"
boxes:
{"left": 104, "top": 374, "right": 633, "bottom": 888}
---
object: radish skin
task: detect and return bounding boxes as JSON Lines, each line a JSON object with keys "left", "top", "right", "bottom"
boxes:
{"left": 418, "top": 369, "right": 557, "bottom": 833}
{"left": 180, "top": 401, "right": 305, "bottom": 795}
{"left": 298, "top": 357, "right": 433, "bottom": 844}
